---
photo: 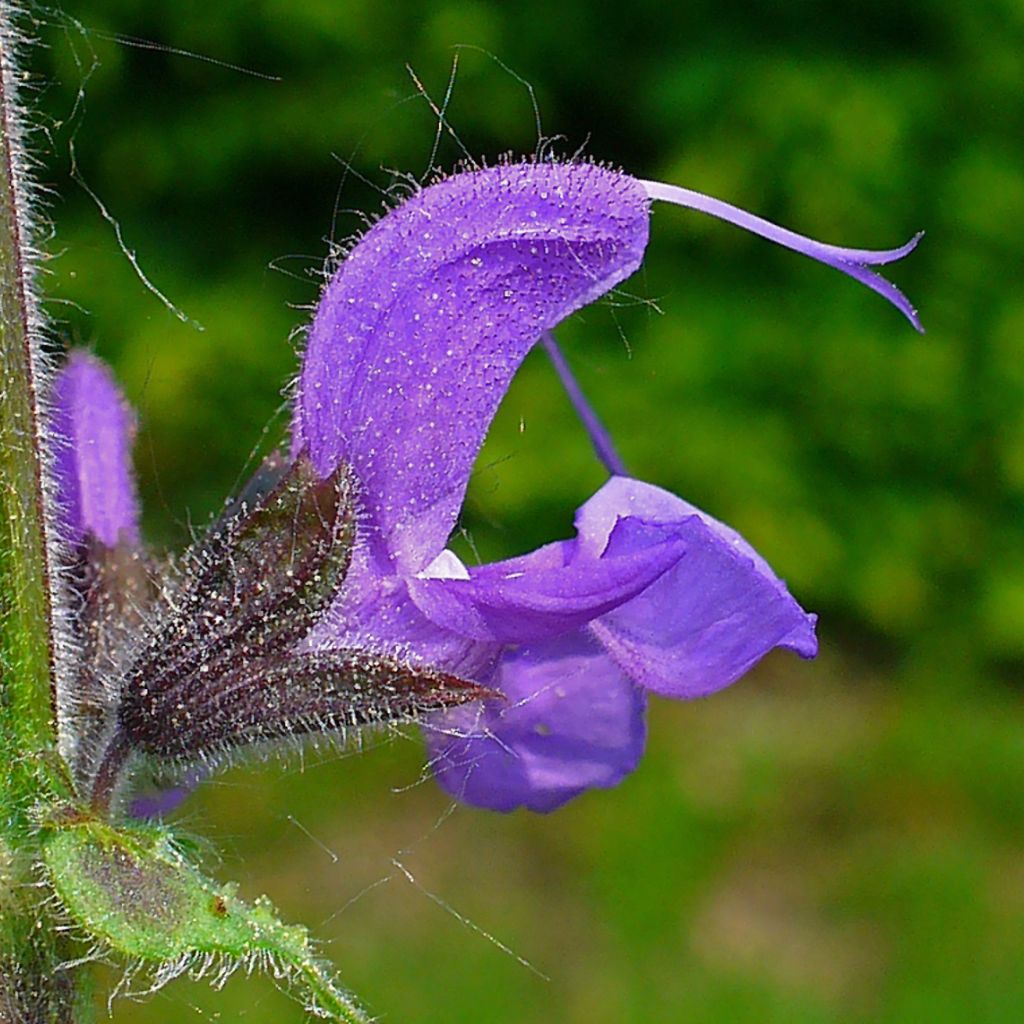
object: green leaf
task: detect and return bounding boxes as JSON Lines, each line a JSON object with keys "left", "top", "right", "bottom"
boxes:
{"left": 42, "top": 813, "right": 371, "bottom": 1023}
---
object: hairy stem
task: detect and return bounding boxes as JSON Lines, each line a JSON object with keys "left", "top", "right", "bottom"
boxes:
{"left": 296, "top": 958, "right": 373, "bottom": 1024}
{"left": 0, "top": 0, "right": 60, "bottom": 825}
{"left": 0, "top": 8, "right": 78, "bottom": 1020}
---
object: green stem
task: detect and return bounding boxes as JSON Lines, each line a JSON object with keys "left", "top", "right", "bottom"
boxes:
{"left": 0, "top": 7, "right": 79, "bottom": 1020}
{"left": 0, "top": 0, "right": 60, "bottom": 823}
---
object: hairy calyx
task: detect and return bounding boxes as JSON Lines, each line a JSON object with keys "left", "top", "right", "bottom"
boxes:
{"left": 67, "top": 451, "right": 490, "bottom": 817}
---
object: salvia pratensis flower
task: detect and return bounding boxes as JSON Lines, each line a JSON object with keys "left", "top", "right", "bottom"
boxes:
{"left": 50, "top": 160, "right": 920, "bottom": 818}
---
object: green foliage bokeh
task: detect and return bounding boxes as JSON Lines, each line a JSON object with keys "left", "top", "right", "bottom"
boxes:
{"left": 23, "top": 0, "right": 1024, "bottom": 1021}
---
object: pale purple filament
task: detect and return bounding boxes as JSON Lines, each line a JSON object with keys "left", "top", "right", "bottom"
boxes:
{"left": 540, "top": 331, "right": 627, "bottom": 478}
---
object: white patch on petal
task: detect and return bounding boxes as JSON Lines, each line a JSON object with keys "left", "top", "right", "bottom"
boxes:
{"left": 417, "top": 548, "right": 470, "bottom": 580}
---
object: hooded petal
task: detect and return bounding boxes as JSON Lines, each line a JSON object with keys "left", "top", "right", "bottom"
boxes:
{"left": 50, "top": 351, "right": 140, "bottom": 548}
{"left": 578, "top": 477, "right": 818, "bottom": 698}
{"left": 426, "top": 631, "right": 646, "bottom": 813}
{"left": 296, "top": 162, "right": 650, "bottom": 574}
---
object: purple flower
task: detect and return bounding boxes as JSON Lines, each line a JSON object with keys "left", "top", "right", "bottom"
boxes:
{"left": 49, "top": 160, "right": 920, "bottom": 817}
{"left": 293, "top": 160, "right": 919, "bottom": 812}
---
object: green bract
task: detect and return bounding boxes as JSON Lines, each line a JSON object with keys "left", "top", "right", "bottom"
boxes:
{"left": 42, "top": 813, "right": 369, "bottom": 1022}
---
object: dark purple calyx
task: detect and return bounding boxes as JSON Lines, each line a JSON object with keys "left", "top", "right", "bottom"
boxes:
{"left": 82, "top": 452, "right": 490, "bottom": 816}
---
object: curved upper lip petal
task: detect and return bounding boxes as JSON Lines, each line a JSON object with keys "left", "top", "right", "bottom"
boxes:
{"left": 294, "top": 163, "right": 651, "bottom": 574}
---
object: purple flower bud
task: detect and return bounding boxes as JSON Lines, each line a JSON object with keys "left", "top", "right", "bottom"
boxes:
{"left": 50, "top": 350, "right": 140, "bottom": 548}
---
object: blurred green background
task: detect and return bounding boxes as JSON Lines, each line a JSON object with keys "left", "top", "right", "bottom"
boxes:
{"left": 24, "top": 0, "right": 1024, "bottom": 1020}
